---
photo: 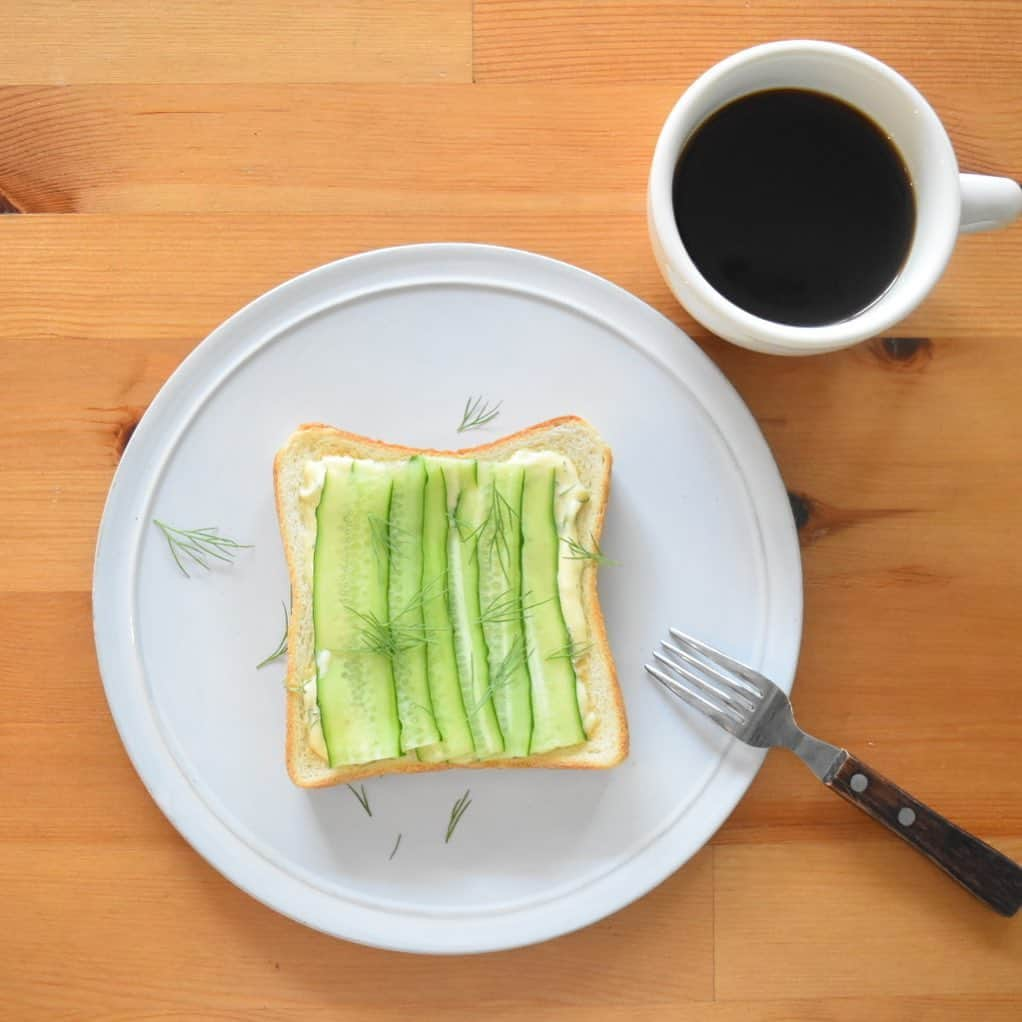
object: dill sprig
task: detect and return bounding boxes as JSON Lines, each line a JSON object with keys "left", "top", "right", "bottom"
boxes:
{"left": 368, "top": 512, "right": 401, "bottom": 557}
{"left": 445, "top": 790, "right": 472, "bottom": 843}
{"left": 256, "top": 601, "right": 289, "bottom": 669}
{"left": 347, "top": 784, "right": 372, "bottom": 817}
{"left": 491, "top": 636, "right": 527, "bottom": 689}
{"left": 448, "top": 508, "right": 474, "bottom": 541}
{"left": 388, "top": 833, "right": 402, "bottom": 860}
{"left": 369, "top": 512, "right": 415, "bottom": 580}
{"left": 561, "top": 534, "right": 617, "bottom": 566}
{"left": 153, "top": 519, "right": 251, "bottom": 577}
{"left": 349, "top": 608, "right": 433, "bottom": 658}
{"left": 467, "top": 637, "right": 528, "bottom": 717}
{"left": 473, "top": 480, "right": 519, "bottom": 582}
{"left": 546, "top": 639, "right": 593, "bottom": 661}
{"left": 478, "top": 589, "right": 550, "bottom": 627}
{"left": 457, "top": 396, "right": 502, "bottom": 433}
{"left": 348, "top": 574, "right": 447, "bottom": 658}
{"left": 368, "top": 513, "right": 391, "bottom": 582}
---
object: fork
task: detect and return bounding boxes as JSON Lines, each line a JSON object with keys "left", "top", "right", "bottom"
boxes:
{"left": 646, "top": 628, "right": 1022, "bottom": 916}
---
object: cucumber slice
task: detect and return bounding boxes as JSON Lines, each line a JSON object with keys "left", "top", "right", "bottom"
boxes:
{"left": 387, "top": 456, "right": 441, "bottom": 751}
{"left": 520, "top": 462, "right": 587, "bottom": 755}
{"left": 313, "top": 460, "right": 402, "bottom": 766}
{"left": 476, "top": 461, "right": 532, "bottom": 757}
{"left": 444, "top": 460, "right": 504, "bottom": 759}
{"left": 416, "top": 458, "right": 475, "bottom": 761}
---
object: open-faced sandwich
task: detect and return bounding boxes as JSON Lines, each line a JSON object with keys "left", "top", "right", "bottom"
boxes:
{"left": 273, "top": 415, "right": 627, "bottom": 787}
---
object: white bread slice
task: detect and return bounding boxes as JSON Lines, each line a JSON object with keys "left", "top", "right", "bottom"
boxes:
{"left": 273, "top": 415, "right": 627, "bottom": 788}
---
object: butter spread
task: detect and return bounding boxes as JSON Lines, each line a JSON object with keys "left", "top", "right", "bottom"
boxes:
{"left": 298, "top": 451, "right": 596, "bottom": 760}
{"left": 300, "top": 675, "right": 328, "bottom": 761}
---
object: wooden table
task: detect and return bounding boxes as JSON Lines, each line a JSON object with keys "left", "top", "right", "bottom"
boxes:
{"left": 3, "top": 3, "right": 1020, "bottom": 1018}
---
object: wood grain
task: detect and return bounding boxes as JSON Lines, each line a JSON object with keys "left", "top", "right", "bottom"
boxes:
{"left": 0, "top": 83, "right": 1017, "bottom": 214}
{"left": 1, "top": 214, "right": 1018, "bottom": 346}
{"left": 0, "top": 1, "right": 472, "bottom": 85}
{"left": 2, "top": 2, "right": 1021, "bottom": 1019}
{"left": 474, "top": 1, "right": 1022, "bottom": 89}
{"left": 716, "top": 840, "right": 1022, "bottom": 999}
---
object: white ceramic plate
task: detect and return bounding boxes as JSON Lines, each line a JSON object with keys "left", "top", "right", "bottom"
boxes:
{"left": 94, "top": 243, "right": 801, "bottom": 954}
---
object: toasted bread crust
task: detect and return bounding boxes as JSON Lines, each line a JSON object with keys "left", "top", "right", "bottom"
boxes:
{"left": 274, "top": 416, "right": 627, "bottom": 787}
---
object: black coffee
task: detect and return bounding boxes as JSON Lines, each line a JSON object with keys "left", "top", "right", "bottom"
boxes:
{"left": 672, "top": 88, "right": 915, "bottom": 327}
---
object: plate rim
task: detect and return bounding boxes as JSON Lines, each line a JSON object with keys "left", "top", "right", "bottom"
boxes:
{"left": 93, "top": 242, "right": 802, "bottom": 953}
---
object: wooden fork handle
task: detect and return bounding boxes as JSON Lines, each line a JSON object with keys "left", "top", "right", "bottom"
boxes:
{"left": 826, "top": 753, "right": 1022, "bottom": 917}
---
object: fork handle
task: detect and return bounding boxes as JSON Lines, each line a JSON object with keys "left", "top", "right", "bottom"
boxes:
{"left": 826, "top": 753, "right": 1022, "bottom": 916}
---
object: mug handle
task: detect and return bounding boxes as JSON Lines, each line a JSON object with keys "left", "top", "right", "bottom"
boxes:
{"left": 959, "top": 173, "right": 1022, "bottom": 234}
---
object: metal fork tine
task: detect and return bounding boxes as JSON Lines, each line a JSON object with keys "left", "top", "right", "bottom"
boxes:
{"left": 668, "top": 628, "right": 766, "bottom": 696}
{"left": 659, "top": 641, "right": 760, "bottom": 712}
{"left": 644, "top": 663, "right": 745, "bottom": 735}
{"left": 653, "top": 647, "right": 756, "bottom": 714}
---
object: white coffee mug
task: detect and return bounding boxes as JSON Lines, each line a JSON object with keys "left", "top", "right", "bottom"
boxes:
{"left": 647, "top": 40, "right": 1022, "bottom": 356}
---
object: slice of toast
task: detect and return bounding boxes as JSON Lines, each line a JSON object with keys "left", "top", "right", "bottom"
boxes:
{"left": 273, "top": 415, "right": 627, "bottom": 788}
